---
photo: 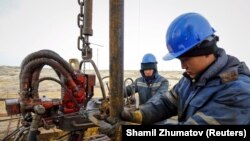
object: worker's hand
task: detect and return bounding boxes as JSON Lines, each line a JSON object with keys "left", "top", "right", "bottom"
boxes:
{"left": 120, "top": 108, "right": 142, "bottom": 124}
{"left": 120, "top": 108, "right": 133, "bottom": 121}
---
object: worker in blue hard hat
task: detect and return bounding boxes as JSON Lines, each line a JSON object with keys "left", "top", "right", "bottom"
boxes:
{"left": 121, "top": 12, "right": 250, "bottom": 125}
{"left": 124, "top": 53, "right": 169, "bottom": 106}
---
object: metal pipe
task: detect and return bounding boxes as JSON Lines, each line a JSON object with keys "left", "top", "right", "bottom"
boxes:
{"left": 109, "top": 0, "right": 124, "bottom": 118}
{"left": 83, "top": 0, "right": 93, "bottom": 36}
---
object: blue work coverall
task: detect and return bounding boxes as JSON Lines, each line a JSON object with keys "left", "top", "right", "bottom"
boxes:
{"left": 125, "top": 72, "right": 169, "bottom": 105}
{"left": 140, "top": 48, "right": 250, "bottom": 125}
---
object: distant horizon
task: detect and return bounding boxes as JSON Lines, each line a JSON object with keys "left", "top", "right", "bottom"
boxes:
{"left": 0, "top": 65, "right": 184, "bottom": 72}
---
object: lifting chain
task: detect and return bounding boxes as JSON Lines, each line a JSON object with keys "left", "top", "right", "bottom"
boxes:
{"left": 77, "top": 0, "right": 93, "bottom": 62}
{"left": 76, "top": 0, "right": 107, "bottom": 98}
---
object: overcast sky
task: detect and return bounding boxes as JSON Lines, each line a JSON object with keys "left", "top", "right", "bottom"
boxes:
{"left": 0, "top": 0, "right": 250, "bottom": 71}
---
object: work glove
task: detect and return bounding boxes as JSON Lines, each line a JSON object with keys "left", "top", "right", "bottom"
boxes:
{"left": 120, "top": 108, "right": 143, "bottom": 124}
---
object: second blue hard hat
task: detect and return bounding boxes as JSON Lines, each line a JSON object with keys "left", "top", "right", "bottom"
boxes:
{"left": 141, "top": 53, "right": 157, "bottom": 64}
{"left": 141, "top": 53, "right": 157, "bottom": 70}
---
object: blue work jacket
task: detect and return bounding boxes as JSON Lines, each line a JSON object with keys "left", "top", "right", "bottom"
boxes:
{"left": 125, "top": 72, "right": 169, "bottom": 105}
{"left": 141, "top": 48, "right": 250, "bottom": 125}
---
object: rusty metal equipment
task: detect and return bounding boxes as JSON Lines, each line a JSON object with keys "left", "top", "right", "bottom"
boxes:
{"left": 2, "top": 0, "right": 136, "bottom": 141}
{"left": 4, "top": 49, "right": 100, "bottom": 140}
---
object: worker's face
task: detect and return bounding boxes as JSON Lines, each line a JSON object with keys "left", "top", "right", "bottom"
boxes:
{"left": 178, "top": 55, "right": 211, "bottom": 79}
{"left": 143, "top": 69, "right": 154, "bottom": 77}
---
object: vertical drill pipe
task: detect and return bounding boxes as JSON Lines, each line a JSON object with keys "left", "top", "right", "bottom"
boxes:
{"left": 109, "top": 0, "right": 124, "bottom": 118}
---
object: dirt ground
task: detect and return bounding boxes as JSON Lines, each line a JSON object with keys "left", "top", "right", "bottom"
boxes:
{"left": 0, "top": 65, "right": 183, "bottom": 140}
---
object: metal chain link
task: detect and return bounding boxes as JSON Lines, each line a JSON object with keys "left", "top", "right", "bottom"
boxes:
{"left": 77, "top": 0, "right": 107, "bottom": 99}
{"left": 77, "top": 0, "right": 85, "bottom": 51}
{"left": 77, "top": 0, "right": 92, "bottom": 63}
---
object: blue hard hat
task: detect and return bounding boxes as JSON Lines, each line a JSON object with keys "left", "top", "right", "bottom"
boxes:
{"left": 163, "top": 12, "right": 216, "bottom": 60}
{"left": 141, "top": 53, "right": 157, "bottom": 64}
